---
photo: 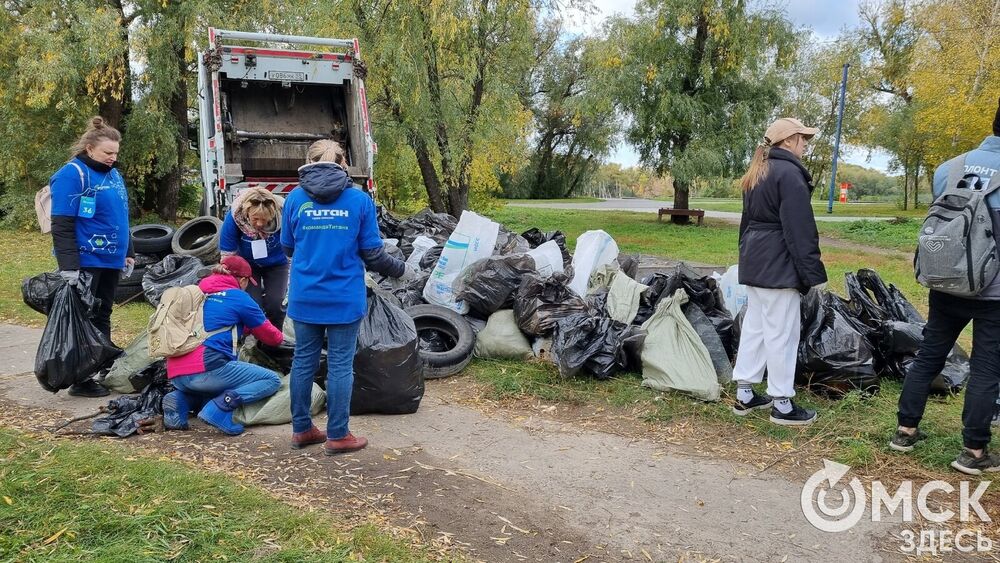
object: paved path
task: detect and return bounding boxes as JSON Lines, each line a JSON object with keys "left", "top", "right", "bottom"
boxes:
{"left": 1, "top": 323, "right": 901, "bottom": 562}
{"left": 507, "top": 198, "right": 887, "bottom": 223}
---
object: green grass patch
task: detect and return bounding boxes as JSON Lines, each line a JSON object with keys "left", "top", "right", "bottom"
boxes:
{"left": 0, "top": 231, "right": 154, "bottom": 344}
{"left": 818, "top": 218, "right": 921, "bottom": 252}
{"left": 687, "top": 198, "right": 928, "bottom": 219}
{"left": 0, "top": 428, "right": 429, "bottom": 562}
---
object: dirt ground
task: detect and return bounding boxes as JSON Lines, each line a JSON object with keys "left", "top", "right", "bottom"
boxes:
{"left": 0, "top": 325, "right": 915, "bottom": 563}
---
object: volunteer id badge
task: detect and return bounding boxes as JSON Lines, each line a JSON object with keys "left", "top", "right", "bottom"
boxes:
{"left": 78, "top": 196, "right": 96, "bottom": 218}
{"left": 251, "top": 239, "right": 268, "bottom": 259}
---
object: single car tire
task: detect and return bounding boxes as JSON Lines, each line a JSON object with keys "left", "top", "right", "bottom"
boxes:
{"left": 118, "top": 264, "right": 147, "bottom": 286}
{"left": 114, "top": 282, "right": 145, "bottom": 304}
{"left": 172, "top": 216, "right": 223, "bottom": 264}
{"left": 404, "top": 304, "right": 476, "bottom": 379}
{"left": 131, "top": 224, "right": 175, "bottom": 255}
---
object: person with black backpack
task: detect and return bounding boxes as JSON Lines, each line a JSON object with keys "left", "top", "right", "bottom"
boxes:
{"left": 892, "top": 97, "right": 1000, "bottom": 475}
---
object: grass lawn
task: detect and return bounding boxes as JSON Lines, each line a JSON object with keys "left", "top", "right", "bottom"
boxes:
{"left": 487, "top": 206, "right": 979, "bottom": 477}
{"left": 0, "top": 428, "right": 428, "bottom": 562}
{"left": 1, "top": 231, "right": 152, "bottom": 345}
{"left": 688, "top": 197, "right": 928, "bottom": 219}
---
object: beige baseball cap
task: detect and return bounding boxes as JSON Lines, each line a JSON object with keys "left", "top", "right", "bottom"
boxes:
{"left": 764, "top": 118, "right": 819, "bottom": 145}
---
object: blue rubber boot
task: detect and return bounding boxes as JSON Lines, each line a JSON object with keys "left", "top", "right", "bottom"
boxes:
{"left": 161, "top": 390, "right": 192, "bottom": 430}
{"left": 197, "top": 392, "right": 245, "bottom": 436}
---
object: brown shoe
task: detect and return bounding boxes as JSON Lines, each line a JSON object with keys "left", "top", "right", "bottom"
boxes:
{"left": 291, "top": 426, "right": 326, "bottom": 450}
{"left": 324, "top": 432, "right": 368, "bottom": 455}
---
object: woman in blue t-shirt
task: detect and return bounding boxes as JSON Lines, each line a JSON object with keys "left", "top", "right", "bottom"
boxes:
{"left": 219, "top": 187, "right": 288, "bottom": 329}
{"left": 49, "top": 116, "right": 134, "bottom": 398}
{"left": 282, "top": 140, "right": 418, "bottom": 455}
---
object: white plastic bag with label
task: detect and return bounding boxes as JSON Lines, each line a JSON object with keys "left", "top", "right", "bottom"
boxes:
{"left": 717, "top": 265, "right": 748, "bottom": 317}
{"left": 423, "top": 211, "right": 500, "bottom": 314}
{"left": 526, "top": 240, "right": 564, "bottom": 278}
{"left": 406, "top": 235, "right": 437, "bottom": 268}
{"left": 568, "top": 230, "right": 619, "bottom": 297}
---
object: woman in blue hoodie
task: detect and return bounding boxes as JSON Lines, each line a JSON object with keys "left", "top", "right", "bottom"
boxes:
{"left": 282, "top": 140, "right": 417, "bottom": 454}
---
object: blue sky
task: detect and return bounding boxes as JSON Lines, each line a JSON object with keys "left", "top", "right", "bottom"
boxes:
{"left": 571, "top": 0, "right": 894, "bottom": 173}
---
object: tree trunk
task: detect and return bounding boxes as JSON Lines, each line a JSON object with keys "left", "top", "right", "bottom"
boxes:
{"left": 672, "top": 178, "right": 691, "bottom": 225}
{"left": 902, "top": 162, "right": 909, "bottom": 211}
{"left": 412, "top": 136, "right": 447, "bottom": 213}
{"left": 154, "top": 28, "right": 188, "bottom": 221}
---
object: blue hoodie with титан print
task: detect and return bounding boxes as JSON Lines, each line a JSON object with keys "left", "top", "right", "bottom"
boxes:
{"left": 280, "top": 162, "right": 384, "bottom": 325}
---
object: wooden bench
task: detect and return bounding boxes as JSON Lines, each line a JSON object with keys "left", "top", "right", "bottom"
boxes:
{"left": 657, "top": 208, "right": 706, "bottom": 226}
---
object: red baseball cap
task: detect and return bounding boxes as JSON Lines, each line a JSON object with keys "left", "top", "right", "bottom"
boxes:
{"left": 220, "top": 255, "right": 257, "bottom": 286}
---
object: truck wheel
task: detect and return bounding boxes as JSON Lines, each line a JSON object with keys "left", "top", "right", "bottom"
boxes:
{"left": 404, "top": 304, "right": 476, "bottom": 379}
{"left": 131, "top": 224, "right": 175, "bottom": 254}
{"left": 172, "top": 216, "right": 223, "bottom": 265}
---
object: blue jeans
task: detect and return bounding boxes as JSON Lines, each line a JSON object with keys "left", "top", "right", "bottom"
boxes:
{"left": 290, "top": 320, "right": 361, "bottom": 437}
{"left": 172, "top": 361, "right": 281, "bottom": 405}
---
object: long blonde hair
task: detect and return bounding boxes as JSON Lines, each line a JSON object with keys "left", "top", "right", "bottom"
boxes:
{"left": 70, "top": 116, "right": 121, "bottom": 157}
{"left": 740, "top": 144, "right": 771, "bottom": 191}
{"left": 306, "top": 139, "right": 348, "bottom": 167}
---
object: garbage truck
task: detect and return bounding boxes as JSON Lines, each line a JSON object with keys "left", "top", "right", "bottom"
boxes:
{"left": 195, "top": 28, "right": 377, "bottom": 216}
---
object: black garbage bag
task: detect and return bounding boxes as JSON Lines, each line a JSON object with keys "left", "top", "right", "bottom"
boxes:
{"left": 128, "top": 360, "right": 167, "bottom": 392}
{"left": 352, "top": 288, "right": 424, "bottom": 415}
{"left": 844, "top": 269, "right": 969, "bottom": 392}
{"left": 253, "top": 340, "right": 328, "bottom": 387}
{"left": 495, "top": 229, "right": 531, "bottom": 255}
{"left": 455, "top": 254, "right": 537, "bottom": 316}
{"left": 142, "top": 254, "right": 205, "bottom": 306}
{"left": 551, "top": 312, "right": 646, "bottom": 380}
{"left": 384, "top": 241, "right": 404, "bottom": 261}
{"left": 797, "top": 290, "right": 879, "bottom": 396}
{"left": 377, "top": 205, "right": 404, "bottom": 240}
{"left": 618, "top": 255, "right": 640, "bottom": 280}
{"left": 419, "top": 244, "right": 445, "bottom": 270}
{"left": 34, "top": 279, "right": 122, "bottom": 392}
{"left": 587, "top": 287, "right": 610, "bottom": 315}
{"left": 22, "top": 272, "right": 71, "bottom": 316}
{"left": 513, "top": 273, "right": 589, "bottom": 337}
{"left": 635, "top": 272, "right": 672, "bottom": 325}
{"left": 379, "top": 270, "right": 430, "bottom": 308}
{"left": 396, "top": 209, "right": 458, "bottom": 256}
{"left": 521, "top": 228, "right": 572, "bottom": 268}
{"left": 92, "top": 380, "right": 172, "bottom": 438}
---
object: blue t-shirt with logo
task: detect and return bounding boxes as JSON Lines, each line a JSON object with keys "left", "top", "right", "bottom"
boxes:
{"left": 281, "top": 185, "right": 382, "bottom": 325}
{"left": 49, "top": 158, "right": 130, "bottom": 269}
{"left": 219, "top": 212, "right": 287, "bottom": 269}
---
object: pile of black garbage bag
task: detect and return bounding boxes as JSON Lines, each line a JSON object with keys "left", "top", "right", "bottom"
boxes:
{"left": 792, "top": 269, "right": 969, "bottom": 397}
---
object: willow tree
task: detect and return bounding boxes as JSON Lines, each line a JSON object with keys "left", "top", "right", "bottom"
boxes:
{"left": 607, "top": 0, "right": 797, "bottom": 223}
{"left": 331, "top": 0, "right": 539, "bottom": 215}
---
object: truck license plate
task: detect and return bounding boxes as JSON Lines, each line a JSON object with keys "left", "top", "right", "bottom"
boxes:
{"left": 268, "top": 71, "right": 306, "bottom": 81}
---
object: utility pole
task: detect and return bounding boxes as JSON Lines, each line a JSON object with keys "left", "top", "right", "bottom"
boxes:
{"left": 827, "top": 63, "right": 850, "bottom": 214}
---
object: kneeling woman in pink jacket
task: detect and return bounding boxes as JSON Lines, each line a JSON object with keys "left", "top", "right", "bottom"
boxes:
{"left": 161, "top": 255, "right": 284, "bottom": 435}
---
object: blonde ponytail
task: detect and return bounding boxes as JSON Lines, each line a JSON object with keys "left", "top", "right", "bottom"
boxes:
{"left": 740, "top": 144, "right": 771, "bottom": 191}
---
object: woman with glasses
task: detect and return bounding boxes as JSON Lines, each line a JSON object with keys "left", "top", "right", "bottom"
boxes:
{"left": 219, "top": 187, "right": 288, "bottom": 329}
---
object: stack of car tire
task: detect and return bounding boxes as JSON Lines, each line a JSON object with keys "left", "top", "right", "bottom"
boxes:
{"left": 116, "top": 217, "right": 224, "bottom": 304}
